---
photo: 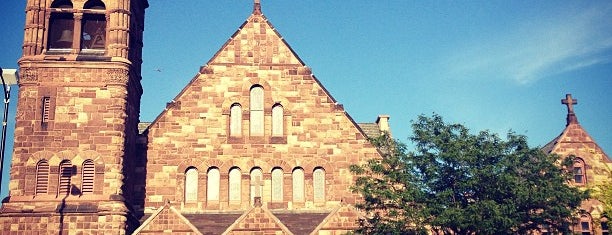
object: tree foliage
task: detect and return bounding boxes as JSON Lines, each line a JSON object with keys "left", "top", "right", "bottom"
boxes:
{"left": 350, "top": 132, "right": 428, "bottom": 235}
{"left": 351, "top": 114, "right": 589, "bottom": 235}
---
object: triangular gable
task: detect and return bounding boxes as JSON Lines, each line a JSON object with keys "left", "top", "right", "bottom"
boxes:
{"left": 272, "top": 211, "right": 330, "bottom": 235}
{"left": 310, "top": 204, "right": 362, "bottom": 235}
{"left": 207, "top": 9, "right": 304, "bottom": 67}
{"left": 222, "top": 206, "right": 293, "bottom": 235}
{"left": 145, "top": 3, "right": 377, "bottom": 146}
{"left": 133, "top": 201, "right": 202, "bottom": 235}
{"left": 545, "top": 122, "right": 611, "bottom": 163}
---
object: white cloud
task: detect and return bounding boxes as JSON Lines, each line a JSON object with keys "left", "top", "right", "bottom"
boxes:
{"left": 446, "top": 3, "right": 612, "bottom": 84}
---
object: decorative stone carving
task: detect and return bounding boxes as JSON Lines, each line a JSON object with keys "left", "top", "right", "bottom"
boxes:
{"left": 105, "top": 69, "right": 129, "bottom": 85}
{"left": 18, "top": 68, "right": 37, "bottom": 84}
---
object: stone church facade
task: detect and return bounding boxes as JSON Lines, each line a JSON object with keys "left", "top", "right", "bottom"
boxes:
{"left": 543, "top": 94, "right": 611, "bottom": 235}
{"left": 0, "top": 1, "right": 610, "bottom": 235}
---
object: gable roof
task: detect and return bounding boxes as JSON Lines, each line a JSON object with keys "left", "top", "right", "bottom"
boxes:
{"left": 133, "top": 201, "right": 203, "bottom": 235}
{"left": 143, "top": 2, "right": 378, "bottom": 145}
{"left": 183, "top": 212, "right": 244, "bottom": 235}
{"left": 311, "top": 204, "right": 362, "bottom": 234}
{"left": 543, "top": 100, "right": 610, "bottom": 163}
{"left": 272, "top": 211, "right": 331, "bottom": 235}
{"left": 543, "top": 121, "right": 611, "bottom": 163}
{"left": 222, "top": 206, "right": 293, "bottom": 235}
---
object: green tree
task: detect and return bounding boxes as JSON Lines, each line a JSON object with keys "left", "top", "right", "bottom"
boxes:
{"left": 350, "top": 133, "right": 428, "bottom": 235}
{"left": 351, "top": 114, "right": 588, "bottom": 235}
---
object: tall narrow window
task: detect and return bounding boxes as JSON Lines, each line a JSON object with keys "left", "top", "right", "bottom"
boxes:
{"left": 250, "top": 85, "right": 264, "bottom": 136}
{"left": 229, "top": 167, "right": 242, "bottom": 203}
{"left": 81, "top": 0, "right": 106, "bottom": 50}
{"left": 81, "top": 160, "right": 95, "bottom": 195}
{"left": 573, "top": 158, "right": 586, "bottom": 185}
{"left": 185, "top": 167, "right": 198, "bottom": 202}
{"left": 230, "top": 104, "right": 242, "bottom": 137}
{"left": 579, "top": 214, "right": 592, "bottom": 235}
{"left": 272, "top": 104, "right": 284, "bottom": 136}
{"left": 42, "top": 97, "right": 51, "bottom": 124}
{"left": 313, "top": 168, "right": 325, "bottom": 202}
{"left": 271, "top": 168, "right": 283, "bottom": 202}
{"left": 58, "top": 160, "right": 73, "bottom": 196}
{"left": 206, "top": 167, "right": 220, "bottom": 201}
{"left": 48, "top": 0, "right": 74, "bottom": 50}
{"left": 602, "top": 217, "right": 609, "bottom": 235}
{"left": 35, "top": 160, "right": 50, "bottom": 195}
{"left": 250, "top": 168, "right": 264, "bottom": 205}
{"left": 292, "top": 168, "right": 304, "bottom": 202}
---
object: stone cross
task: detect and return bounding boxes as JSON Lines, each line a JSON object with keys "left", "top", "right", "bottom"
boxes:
{"left": 251, "top": 174, "right": 264, "bottom": 206}
{"left": 561, "top": 94, "right": 578, "bottom": 114}
{"left": 253, "top": 0, "right": 262, "bottom": 14}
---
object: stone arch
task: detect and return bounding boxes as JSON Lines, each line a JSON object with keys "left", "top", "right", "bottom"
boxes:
{"left": 301, "top": 159, "right": 334, "bottom": 174}
{"left": 178, "top": 158, "right": 206, "bottom": 174}
{"left": 56, "top": 150, "right": 77, "bottom": 163}
{"left": 83, "top": 0, "right": 105, "bottom": 9}
{"left": 245, "top": 159, "right": 272, "bottom": 173}
{"left": 202, "top": 159, "right": 224, "bottom": 171}
{"left": 267, "top": 159, "right": 292, "bottom": 173}
{"left": 28, "top": 151, "right": 56, "bottom": 166}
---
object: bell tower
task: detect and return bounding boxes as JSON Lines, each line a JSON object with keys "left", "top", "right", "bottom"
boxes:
{"left": 0, "top": 0, "right": 148, "bottom": 234}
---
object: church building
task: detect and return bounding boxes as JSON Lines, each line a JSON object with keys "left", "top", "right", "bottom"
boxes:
{"left": 543, "top": 94, "right": 611, "bottom": 235}
{"left": 0, "top": 0, "right": 384, "bottom": 234}
{"left": 0, "top": 0, "right": 610, "bottom": 235}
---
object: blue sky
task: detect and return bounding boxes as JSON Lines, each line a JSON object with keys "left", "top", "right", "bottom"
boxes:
{"left": 0, "top": 1, "right": 611, "bottom": 197}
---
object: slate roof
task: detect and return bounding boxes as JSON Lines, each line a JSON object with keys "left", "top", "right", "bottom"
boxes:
{"left": 272, "top": 211, "right": 331, "bottom": 235}
{"left": 357, "top": 123, "right": 381, "bottom": 139}
{"left": 183, "top": 212, "right": 244, "bottom": 235}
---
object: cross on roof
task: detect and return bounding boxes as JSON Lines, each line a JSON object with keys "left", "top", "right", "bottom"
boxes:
{"left": 253, "top": 0, "right": 262, "bottom": 14}
{"left": 562, "top": 94, "right": 578, "bottom": 114}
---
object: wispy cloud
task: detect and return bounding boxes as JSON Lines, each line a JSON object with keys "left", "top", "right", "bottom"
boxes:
{"left": 447, "top": 3, "right": 612, "bottom": 84}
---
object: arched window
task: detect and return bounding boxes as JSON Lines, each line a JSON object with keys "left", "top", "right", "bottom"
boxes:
{"left": 81, "top": 160, "right": 95, "bottom": 195}
{"left": 229, "top": 167, "right": 242, "bottom": 203}
{"left": 81, "top": 0, "right": 106, "bottom": 50}
{"left": 272, "top": 104, "right": 284, "bottom": 136}
{"left": 230, "top": 104, "right": 242, "bottom": 137}
{"left": 185, "top": 167, "right": 198, "bottom": 202}
{"left": 250, "top": 85, "right": 264, "bottom": 136}
{"left": 578, "top": 214, "right": 593, "bottom": 235}
{"left": 271, "top": 168, "right": 283, "bottom": 202}
{"left": 35, "top": 160, "right": 50, "bottom": 195}
{"left": 48, "top": 0, "right": 74, "bottom": 50}
{"left": 206, "top": 167, "right": 220, "bottom": 201}
{"left": 292, "top": 167, "right": 304, "bottom": 202}
{"left": 58, "top": 160, "right": 73, "bottom": 196}
{"left": 313, "top": 168, "right": 325, "bottom": 202}
{"left": 601, "top": 217, "right": 609, "bottom": 235}
{"left": 573, "top": 158, "right": 586, "bottom": 185}
{"left": 250, "top": 168, "right": 263, "bottom": 205}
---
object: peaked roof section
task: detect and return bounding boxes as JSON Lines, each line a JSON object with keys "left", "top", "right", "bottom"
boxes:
{"left": 146, "top": 2, "right": 379, "bottom": 139}
{"left": 205, "top": 3, "right": 305, "bottom": 67}
{"left": 222, "top": 205, "right": 293, "bottom": 234}
{"left": 543, "top": 94, "right": 610, "bottom": 163}
{"left": 272, "top": 211, "right": 330, "bottom": 235}
{"left": 133, "top": 201, "right": 203, "bottom": 235}
{"left": 543, "top": 121, "right": 611, "bottom": 163}
{"left": 311, "top": 204, "right": 362, "bottom": 234}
